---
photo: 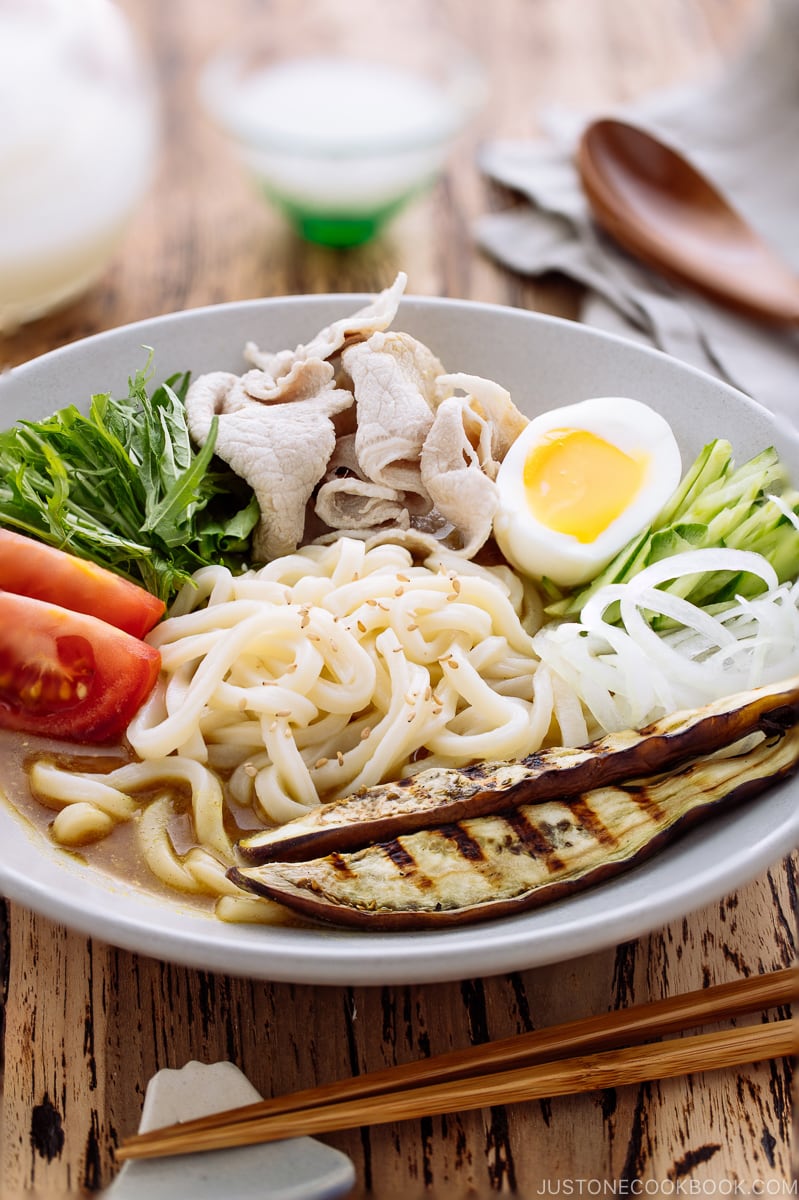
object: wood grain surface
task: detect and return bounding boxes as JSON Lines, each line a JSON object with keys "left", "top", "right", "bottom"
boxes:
{"left": 0, "top": 1, "right": 795, "bottom": 1196}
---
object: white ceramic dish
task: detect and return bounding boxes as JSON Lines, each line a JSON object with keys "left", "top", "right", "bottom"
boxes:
{"left": 104, "top": 1061, "right": 355, "bottom": 1200}
{"left": 2, "top": 294, "right": 798, "bottom": 985}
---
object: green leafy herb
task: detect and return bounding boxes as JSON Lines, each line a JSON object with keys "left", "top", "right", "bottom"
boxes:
{"left": 545, "top": 439, "right": 799, "bottom": 621}
{"left": 0, "top": 356, "right": 258, "bottom": 601}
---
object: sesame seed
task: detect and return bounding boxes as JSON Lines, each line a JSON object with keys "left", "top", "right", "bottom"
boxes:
{"left": 315, "top": 757, "right": 329, "bottom": 769}
{"left": 337, "top": 751, "right": 344, "bottom": 766}
{"left": 360, "top": 727, "right": 371, "bottom": 740}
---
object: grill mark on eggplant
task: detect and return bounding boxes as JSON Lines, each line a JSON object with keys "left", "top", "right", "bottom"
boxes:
{"left": 565, "top": 797, "right": 619, "bottom": 848}
{"left": 228, "top": 725, "right": 799, "bottom": 930}
{"left": 237, "top": 675, "right": 799, "bottom": 864}
{"left": 329, "top": 852, "right": 356, "bottom": 878}
{"left": 377, "top": 839, "right": 435, "bottom": 892}
{"left": 503, "top": 811, "right": 566, "bottom": 871}
{"left": 438, "top": 823, "right": 487, "bottom": 862}
{"left": 614, "top": 783, "right": 668, "bottom": 824}
{"left": 382, "top": 840, "right": 419, "bottom": 872}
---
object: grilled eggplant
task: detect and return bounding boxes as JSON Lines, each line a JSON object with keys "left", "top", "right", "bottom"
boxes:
{"left": 229, "top": 725, "right": 799, "bottom": 929}
{"left": 238, "top": 675, "right": 799, "bottom": 864}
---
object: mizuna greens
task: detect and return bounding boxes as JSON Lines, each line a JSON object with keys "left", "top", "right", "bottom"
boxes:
{"left": 0, "top": 360, "right": 258, "bottom": 602}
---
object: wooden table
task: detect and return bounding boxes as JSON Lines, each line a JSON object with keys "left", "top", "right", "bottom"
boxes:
{"left": 1, "top": 0, "right": 795, "bottom": 1194}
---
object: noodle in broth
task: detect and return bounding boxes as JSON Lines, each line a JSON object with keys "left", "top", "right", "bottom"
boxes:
{"left": 29, "top": 537, "right": 568, "bottom": 921}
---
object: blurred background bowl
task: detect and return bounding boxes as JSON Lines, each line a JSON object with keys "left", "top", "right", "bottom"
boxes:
{"left": 199, "top": 7, "right": 486, "bottom": 248}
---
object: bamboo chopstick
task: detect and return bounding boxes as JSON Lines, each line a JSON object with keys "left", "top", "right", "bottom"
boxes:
{"left": 119, "top": 1021, "right": 797, "bottom": 1160}
{"left": 116, "top": 966, "right": 797, "bottom": 1163}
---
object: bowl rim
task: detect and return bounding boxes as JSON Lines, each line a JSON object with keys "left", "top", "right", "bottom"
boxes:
{"left": 6, "top": 290, "right": 765, "bottom": 411}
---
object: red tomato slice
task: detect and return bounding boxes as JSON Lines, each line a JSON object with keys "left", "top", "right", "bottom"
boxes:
{"left": 0, "top": 593, "right": 161, "bottom": 742}
{"left": 0, "top": 528, "right": 165, "bottom": 638}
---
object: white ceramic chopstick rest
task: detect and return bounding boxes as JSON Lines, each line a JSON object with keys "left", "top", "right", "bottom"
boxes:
{"left": 103, "top": 1060, "right": 356, "bottom": 1200}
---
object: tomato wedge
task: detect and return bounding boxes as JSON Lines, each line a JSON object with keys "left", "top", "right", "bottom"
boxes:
{"left": 0, "top": 593, "right": 161, "bottom": 742}
{"left": 0, "top": 529, "right": 165, "bottom": 638}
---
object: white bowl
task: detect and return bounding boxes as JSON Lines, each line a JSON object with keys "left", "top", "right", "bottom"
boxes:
{"left": 1, "top": 294, "right": 798, "bottom": 985}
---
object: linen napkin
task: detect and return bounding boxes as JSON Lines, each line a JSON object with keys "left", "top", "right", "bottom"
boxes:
{"left": 475, "top": 0, "right": 799, "bottom": 425}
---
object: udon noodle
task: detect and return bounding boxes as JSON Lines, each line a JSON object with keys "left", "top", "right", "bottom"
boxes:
{"left": 32, "top": 537, "right": 581, "bottom": 920}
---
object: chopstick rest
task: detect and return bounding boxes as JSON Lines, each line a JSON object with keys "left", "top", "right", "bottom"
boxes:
{"left": 116, "top": 967, "right": 797, "bottom": 1163}
{"left": 105, "top": 1061, "right": 355, "bottom": 1198}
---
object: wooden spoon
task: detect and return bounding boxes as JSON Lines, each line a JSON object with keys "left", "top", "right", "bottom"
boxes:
{"left": 576, "top": 117, "right": 799, "bottom": 324}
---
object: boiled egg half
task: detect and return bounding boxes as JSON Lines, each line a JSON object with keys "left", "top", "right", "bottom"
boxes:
{"left": 493, "top": 396, "right": 682, "bottom": 588}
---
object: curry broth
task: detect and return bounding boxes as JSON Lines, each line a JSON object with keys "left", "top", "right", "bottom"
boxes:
{"left": 0, "top": 729, "right": 268, "bottom": 916}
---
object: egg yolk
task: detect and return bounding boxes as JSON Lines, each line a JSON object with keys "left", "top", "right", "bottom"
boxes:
{"left": 523, "top": 429, "right": 648, "bottom": 543}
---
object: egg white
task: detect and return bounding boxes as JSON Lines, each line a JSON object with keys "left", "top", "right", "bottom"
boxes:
{"left": 493, "top": 396, "right": 682, "bottom": 588}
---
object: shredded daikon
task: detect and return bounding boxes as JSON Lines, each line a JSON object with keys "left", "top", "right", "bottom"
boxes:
{"left": 533, "top": 549, "right": 799, "bottom": 734}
